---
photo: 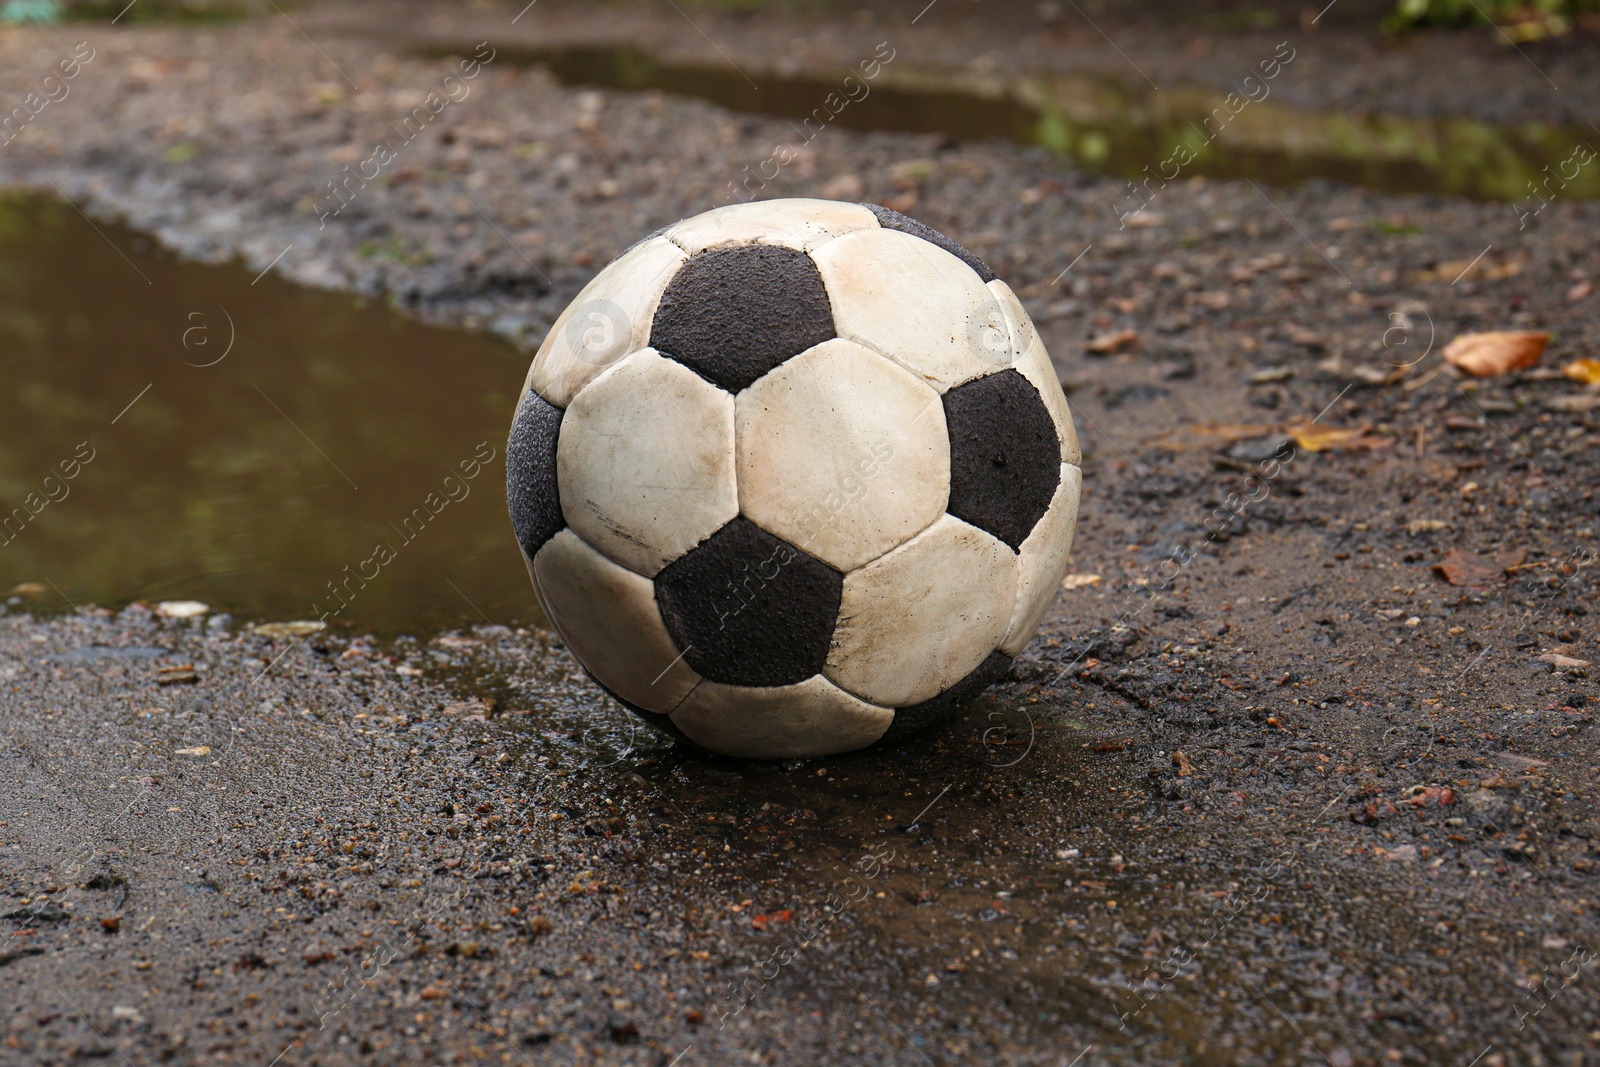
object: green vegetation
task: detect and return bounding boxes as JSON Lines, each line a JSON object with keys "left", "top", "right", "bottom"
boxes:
{"left": 1386, "top": 0, "right": 1597, "bottom": 37}
{"left": 62, "top": 0, "right": 253, "bottom": 24}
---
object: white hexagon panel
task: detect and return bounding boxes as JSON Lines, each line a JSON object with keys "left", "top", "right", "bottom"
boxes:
{"left": 826, "top": 513, "right": 1018, "bottom": 708}
{"left": 665, "top": 197, "right": 878, "bottom": 255}
{"left": 555, "top": 348, "right": 738, "bottom": 577}
{"left": 669, "top": 674, "right": 894, "bottom": 759}
{"left": 735, "top": 338, "right": 949, "bottom": 572}
{"left": 532, "top": 529, "right": 700, "bottom": 713}
{"left": 526, "top": 235, "right": 686, "bottom": 408}
{"left": 811, "top": 226, "right": 1014, "bottom": 393}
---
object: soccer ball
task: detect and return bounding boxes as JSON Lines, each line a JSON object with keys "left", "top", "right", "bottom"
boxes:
{"left": 507, "top": 199, "right": 1080, "bottom": 759}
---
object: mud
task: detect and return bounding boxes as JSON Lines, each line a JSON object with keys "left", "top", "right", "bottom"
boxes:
{"left": 2, "top": 3, "right": 1599, "bottom": 1065}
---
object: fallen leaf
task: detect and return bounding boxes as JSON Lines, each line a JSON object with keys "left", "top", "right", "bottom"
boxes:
{"left": 1415, "top": 257, "right": 1523, "bottom": 283}
{"left": 1406, "top": 519, "right": 1449, "bottom": 536}
{"left": 1494, "top": 752, "right": 1549, "bottom": 769}
{"left": 1060, "top": 573, "right": 1102, "bottom": 590}
{"left": 1441, "top": 331, "right": 1550, "bottom": 377}
{"left": 1561, "top": 358, "right": 1600, "bottom": 385}
{"left": 1285, "top": 422, "right": 1392, "bottom": 452}
{"left": 1569, "top": 279, "right": 1593, "bottom": 302}
{"left": 1085, "top": 328, "right": 1139, "bottom": 355}
{"left": 1539, "top": 652, "right": 1591, "bottom": 668}
{"left": 1146, "top": 423, "right": 1275, "bottom": 452}
{"left": 174, "top": 746, "right": 211, "bottom": 757}
{"left": 750, "top": 909, "right": 793, "bottom": 931}
{"left": 1546, "top": 395, "right": 1600, "bottom": 413}
{"left": 1285, "top": 324, "right": 1325, "bottom": 349}
{"left": 1172, "top": 751, "right": 1196, "bottom": 776}
{"left": 1433, "top": 547, "right": 1527, "bottom": 588}
{"left": 1347, "top": 364, "right": 1398, "bottom": 386}
{"left": 250, "top": 621, "right": 325, "bottom": 638}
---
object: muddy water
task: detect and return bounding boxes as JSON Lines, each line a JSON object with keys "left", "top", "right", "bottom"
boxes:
{"left": 0, "top": 192, "right": 535, "bottom": 634}
{"left": 450, "top": 40, "right": 1600, "bottom": 204}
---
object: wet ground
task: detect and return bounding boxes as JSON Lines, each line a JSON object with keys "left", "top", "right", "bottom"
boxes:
{"left": 2, "top": 2, "right": 1600, "bottom": 1065}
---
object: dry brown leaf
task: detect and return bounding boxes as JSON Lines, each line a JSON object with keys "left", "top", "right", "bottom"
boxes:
{"left": 1433, "top": 547, "right": 1527, "bottom": 588}
{"left": 1562, "top": 358, "right": 1600, "bottom": 385}
{"left": 1538, "top": 652, "right": 1591, "bottom": 669}
{"left": 1085, "top": 328, "right": 1139, "bottom": 355}
{"left": 1546, "top": 394, "right": 1600, "bottom": 413}
{"left": 1146, "top": 423, "right": 1275, "bottom": 452}
{"left": 250, "top": 621, "right": 325, "bottom": 638}
{"left": 1415, "top": 257, "right": 1523, "bottom": 283}
{"left": 1060, "top": 573, "right": 1102, "bottom": 590}
{"left": 1172, "top": 751, "right": 1196, "bottom": 777}
{"left": 1441, "top": 331, "right": 1550, "bottom": 377}
{"left": 1284, "top": 422, "right": 1392, "bottom": 452}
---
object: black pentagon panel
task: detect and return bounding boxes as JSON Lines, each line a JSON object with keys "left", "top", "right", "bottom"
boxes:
{"left": 943, "top": 369, "right": 1061, "bottom": 550}
{"left": 649, "top": 244, "right": 835, "bottom": 392}
{"left": 863, "top": 202, "right": 996, "bottom": 283}
{"left": 654, "top": 517, "right": 842, "bottom": 688}
{"left": 506, "top": 390, "right": 565, "bottom": 560}
{"left": 878, "top": 650, "right": 1013, "bottom": 745}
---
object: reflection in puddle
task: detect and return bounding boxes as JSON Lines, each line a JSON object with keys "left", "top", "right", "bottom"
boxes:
{"left": 447, "top": 40, "right": 1600, "bottom": 204}
{"left": 0, "top": 193, "right": 534, "bottom": 633}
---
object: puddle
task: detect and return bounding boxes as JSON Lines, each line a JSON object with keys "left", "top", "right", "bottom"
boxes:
{"left": 444, "top": 40, "right": 1600, "bottom": 204}
{"left": 0, "top": 192, "right": 535, "bottom": 634}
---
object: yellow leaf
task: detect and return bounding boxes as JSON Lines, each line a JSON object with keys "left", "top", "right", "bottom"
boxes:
{"left": 1284, "top": 423, "right": 1391, "bottom": 453}
{"left": 1562, "top": 358, "right": 1600, "bottom": 385}
{"left": 1146, "top": 423, "right": 1275, "bottom": 452}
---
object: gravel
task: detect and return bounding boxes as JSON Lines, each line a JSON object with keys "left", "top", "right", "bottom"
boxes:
{"left": 3, "top": 4, "right": 1600, "bottom": 1064}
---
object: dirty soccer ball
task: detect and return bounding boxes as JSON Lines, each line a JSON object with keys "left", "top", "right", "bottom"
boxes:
{"left": 506, "top": 198, "right": 1081, "bottom": 759}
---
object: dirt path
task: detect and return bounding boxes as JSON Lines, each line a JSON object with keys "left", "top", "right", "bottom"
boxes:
{"left": 1, "top": 3, "right": 1599, "bottom": 1065}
